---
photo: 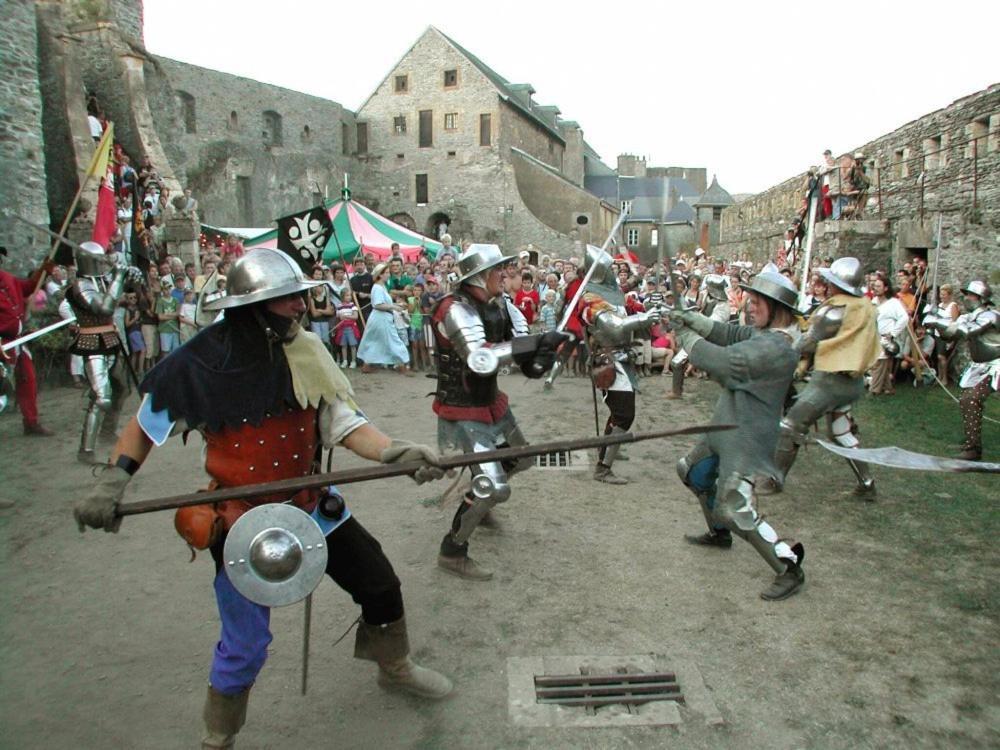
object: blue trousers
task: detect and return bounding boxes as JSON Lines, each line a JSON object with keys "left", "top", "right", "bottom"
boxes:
{"left": 687, "top": 454, "right": 726, "bottom": 531}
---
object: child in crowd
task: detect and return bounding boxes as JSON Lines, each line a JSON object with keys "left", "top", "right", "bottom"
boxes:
{"left": 408, "top": 282, "right": 430, "bottom": 371}
{"left": 333, "top": 286, "right": 361, "bottom": 368}
{"left": 539, "top": 289, "right": 558, "bottom": 332}
{"left": 308, "top": 279, "right": 335, "bottom": 354}
{"left": 179, "top": 289, "right": 198, "bottom": 343}
{"left": 394, "top": 284, "right": 411, "bottom": 347}
{"left": 123, "top": 291, "right": 144, "bottom": 374}
{"left": 155, "top": 277, "right": 181, "bottom": 360}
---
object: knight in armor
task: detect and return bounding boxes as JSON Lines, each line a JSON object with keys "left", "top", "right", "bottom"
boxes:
{"left": 672, "top": 265, "right": 807, "bottom": 600}
{"left": 64, "top": 241, "right": 133, "bottom": 462}
{"left": 768, "top": 257, "right": 882, "bottom": 497}
{"left": 73, "top": 249, "right": 454, "bottom": 749}
{"left": 430, "top": 244, "right": 567, "bottom": 580}
{"left": 574, "top": 245, "right": 663, "bottom": 484}
{"left": 924, "top": 280, "right": 999, "bottom": 461}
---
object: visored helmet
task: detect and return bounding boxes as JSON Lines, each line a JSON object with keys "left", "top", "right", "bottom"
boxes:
{"left": 817, "top": 257, "right": 864, "bottom": 297}
{"left": 455, "top": 244, "right": 508, "bottom": 289}
{"left": 739, "top": 262, "right": 799, "bottom": 311}
{"left": 203, "top": 248, "right": 324, "bottom": 311}
{"left": 582, "top": 244, "right": 614, "bottom": 285}
{"left": 74, "top": 241, "right": 112, "bottom": 278}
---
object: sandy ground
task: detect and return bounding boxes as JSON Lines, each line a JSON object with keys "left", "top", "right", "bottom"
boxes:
{"left": 1, "top": 369, "right": 997, "bottom": 749}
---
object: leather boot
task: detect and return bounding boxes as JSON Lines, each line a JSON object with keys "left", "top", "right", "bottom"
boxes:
{"left": 760, "top": 562, "right": 805, "bottom": 601}
{"left": 593, "top": 463, "right": 628, "bottom": 484}
{"left": 683, "top": 529, "right": 733, "bottom": 548}
{"left": 23, "top": 422, "right": 54, "bottom": 437}
{"left": 437, "top": 534, "right": 493, "bottom": 580}
{"left": 957, "top": 448, "right": 982, "bottom": 461}
{"left": 355, "top": 618, "right": 453, "bottom": 699}
{"left": 201, "top": 685, "right": 249, "bottom": 750}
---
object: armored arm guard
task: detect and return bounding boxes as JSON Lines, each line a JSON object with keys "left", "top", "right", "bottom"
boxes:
{"left": 797, "top": 302, "right": 845, "bottom": 354}
{"left": 441, "top": 299, "right": 539, "bottom": 375}
{"left": 591, "top": 308, "right": 657, "bottom": 346}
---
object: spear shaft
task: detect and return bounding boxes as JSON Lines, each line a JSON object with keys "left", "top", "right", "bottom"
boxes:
{"left": 117, "top": 423, "right": 733, "bottom": 517}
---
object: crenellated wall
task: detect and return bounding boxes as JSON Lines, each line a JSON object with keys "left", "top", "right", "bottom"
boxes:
{"left": 717, "top": 84, "right": 1000, "bottom": 285}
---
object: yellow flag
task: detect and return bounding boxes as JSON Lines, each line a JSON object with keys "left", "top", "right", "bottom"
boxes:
{"left": 86, "top": 122, "right": 114, "bottom": 182}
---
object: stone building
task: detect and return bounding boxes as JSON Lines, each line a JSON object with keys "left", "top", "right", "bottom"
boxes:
{"left": 355, "top": 26, "right": 617, "bottom": 254}
{"left": 584, "top": 156, "right": 732, "bottom": 263}
{"left": 717, "top": 84, "right": 1000, "bottom": 286}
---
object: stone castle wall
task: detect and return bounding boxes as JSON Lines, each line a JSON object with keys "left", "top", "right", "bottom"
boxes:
{"left": 717, "top": 84, "right": 1000, "bottom": 286}
{"left": 0, "top": 0, "right": 51, "bottom": 269}
{"left": 151, "top": 57, "right": 358, "bottom": 227}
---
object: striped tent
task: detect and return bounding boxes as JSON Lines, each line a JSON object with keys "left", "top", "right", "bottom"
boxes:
{"left": 244, "top": 197, "right": 443, "bottom": 263}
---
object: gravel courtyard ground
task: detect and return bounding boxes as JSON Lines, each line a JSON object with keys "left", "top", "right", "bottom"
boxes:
{"left": 1, "top": 369, "right": 997, "bottom": 749}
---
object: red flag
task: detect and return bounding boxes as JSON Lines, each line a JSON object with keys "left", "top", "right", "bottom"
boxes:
{"left": 91, "top": 124, "right": 117, "bottom": 250}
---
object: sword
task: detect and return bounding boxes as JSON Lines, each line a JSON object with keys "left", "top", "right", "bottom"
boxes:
{"left": 554, "top": 209, "right": 630, "bottom": 335}
{"left": 116, "top": 423, "right": 735, "bottom": 517}
{"left": 813, "top": 439, "right": 999, "bottom": 474}
{"left": 1, "top": 316, "right": 77, "bottom": 353}
{"left": 544, "top": 210, "right": 631, "bottom": 388}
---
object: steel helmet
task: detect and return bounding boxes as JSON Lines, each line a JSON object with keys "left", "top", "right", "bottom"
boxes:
{"left": 582, "top": 244, "right": 614, "bottom": 285}
{"left": 739, "top": 262, "right": 799, "bottom": 311}
{"left": 455, "top": 244, "right": 509, "bottom": 288}
{"left": 961, "top": 279, "right": 992, "bottom": 302}
{"left": 203, "top": 248, "right": 324, "bottom": 311}
{"left": 817, "top": 257, "right": 864, "bottom": 297}
{"left": 74, "top": 241, "right": 112, "bottom": 278}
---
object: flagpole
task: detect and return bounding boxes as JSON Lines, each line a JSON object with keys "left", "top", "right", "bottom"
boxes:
{"left": 32, "top": 124, "right": 114, "bottom": 296}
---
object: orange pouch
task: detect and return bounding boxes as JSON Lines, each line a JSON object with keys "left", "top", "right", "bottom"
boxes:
{"left": 174, "top": 504, "right": 223, "bottom": 550}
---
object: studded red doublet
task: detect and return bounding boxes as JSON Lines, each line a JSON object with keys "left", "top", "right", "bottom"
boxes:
{"left": 203, "top": 406, "right": 320, "bottom": 528}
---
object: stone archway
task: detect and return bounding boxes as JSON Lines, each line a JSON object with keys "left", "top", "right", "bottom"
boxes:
{"left": 388, "top": 212, "right": 416, "bottom": 231}
{"left": 427, "top": 211, "right": 451, "bottom": 240}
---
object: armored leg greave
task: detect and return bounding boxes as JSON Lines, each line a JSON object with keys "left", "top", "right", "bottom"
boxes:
{"left": 715, "top": 474, "right": 800, "bottom": 574}
{"left": 827, "top": 407, "right": 875, "bottom": 492}
{"left": 79, "top": 355, "right": 115, "bottom": 458}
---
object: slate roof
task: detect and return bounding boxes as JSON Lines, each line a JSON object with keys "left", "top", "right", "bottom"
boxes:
{"left": 583, "top": 175, "right": 699, "bottom": 202}
{"left": 693, "top": 175, "right": 734, "bottom": 206}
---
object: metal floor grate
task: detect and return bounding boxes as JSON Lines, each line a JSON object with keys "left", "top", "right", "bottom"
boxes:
{"left": 534, "top": 449, "right": 588, "bottom": 470}
{"left": 534, "top": 669, "right": 683, "bottom": 711}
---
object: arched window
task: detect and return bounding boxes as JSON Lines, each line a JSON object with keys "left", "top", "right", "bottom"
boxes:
{"left": 228, "top": 110, "right": 239, "bottom": 131}
{"left": 176, "top": 90, "right": 196, "bottom": 134}
{"left": 301, "top": 125, "right": 311, "bottom": 142}
{"left": 263, "top": 110, "right": 283, "bottom": 146}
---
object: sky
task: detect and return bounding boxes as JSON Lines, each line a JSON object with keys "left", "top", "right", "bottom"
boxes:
{"left": 143, "top": 0, "right": 998, "bottom": 195}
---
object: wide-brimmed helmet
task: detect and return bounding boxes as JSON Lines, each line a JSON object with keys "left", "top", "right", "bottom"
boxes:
{"left": 961, "top": 279, "right": 992, "bottom": 302}
{"left": 703, "top": 273, "right": 728, "bottom": 301}
{"left": 739, "top": 262, "right": 799, "bottom": 311}
{"left": 203, "top": 248, "right": 324, "bottom": 311}
{"left": 582, "top": 244, "right": 614, "bottom": 285}
{"left": 817, "top": 257, "right": 864, "bottom": 297}
{"left": 74, "top": 241, "right": 113, "bottom": 278}
{"left": 455, "top": 244, "right": 508, "bottom": 288}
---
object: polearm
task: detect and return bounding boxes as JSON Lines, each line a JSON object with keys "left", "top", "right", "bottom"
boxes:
{"left": 117, "top": 423, "right": 734, "bottom": 517}
{"left": 10, "top": 213, "right": 94, "bottom": 256}
{"left": 797, "top": 193, "right": 820, "bottom": 299}
{"left": 926, "top": 214, "right": 943, "bottom": 310}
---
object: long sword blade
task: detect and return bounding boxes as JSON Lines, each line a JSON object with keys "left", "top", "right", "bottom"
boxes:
{"left": 814, "top": 439, "right": 999, "bottom": 474}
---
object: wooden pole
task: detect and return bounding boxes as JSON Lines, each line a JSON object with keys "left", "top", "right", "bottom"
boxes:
{"left": 117, "top": 423, "right": 734, "bottom": 517}
{"left": 32, "top": 124, "right": 114, "bottom": 296}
